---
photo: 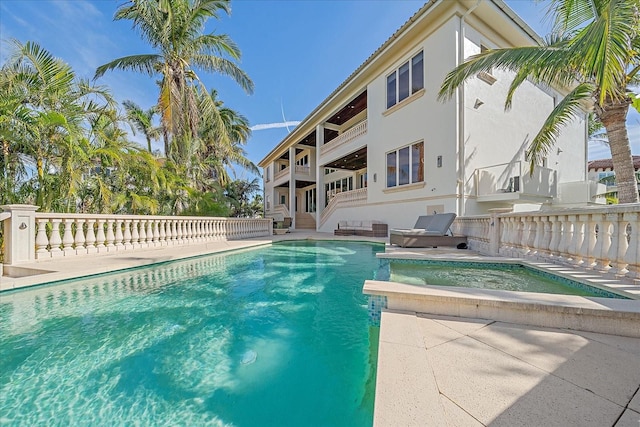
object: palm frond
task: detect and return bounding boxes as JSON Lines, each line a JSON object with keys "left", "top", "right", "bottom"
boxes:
{"left": 95, "top": 54, "right": 161, "bottom": 79}
{"left": 526, "top": 82, "right": 594, "bottom": 171}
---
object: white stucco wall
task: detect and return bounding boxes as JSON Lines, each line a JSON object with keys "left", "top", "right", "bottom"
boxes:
{"left": 461, "top": 21, "right": 587, "bottom": 215}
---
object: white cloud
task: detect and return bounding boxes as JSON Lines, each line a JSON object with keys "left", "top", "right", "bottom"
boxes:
{"left": 250, "top": 121, "right": 300, "bottom": 131}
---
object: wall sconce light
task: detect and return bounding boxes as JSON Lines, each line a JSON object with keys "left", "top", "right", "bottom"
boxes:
{"left": 373, "top": 173, "right": 377, "bottom": 183}
{"left": 557, "top": 148, "right": 563, "bottom": 155}
{"left": 19, "top": 222, "right": 27, "bottom": 230}
{"left": 437, "top": 155, "right": 442, "bottom": 168}
{"left": 473, "top": 98, "right": 484, "bottom": 109}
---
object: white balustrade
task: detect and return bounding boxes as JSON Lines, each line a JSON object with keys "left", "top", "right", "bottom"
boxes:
{"left": 319, "top": 188, "right": 367, "bottom": 227}
{"left": 455, "top": 204, "right": 640, "bottom": 282}
{"left": 320, "top": 120, "right": 367, "bottom": 156}
{"left": 31, "top": 213, "right": 271, "bottom": 260}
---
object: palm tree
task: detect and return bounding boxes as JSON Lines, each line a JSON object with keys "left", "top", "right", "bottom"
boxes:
{"left": 95, "top": 0, "right": 254, "bottom": 157}
{"left": 439, "top": 0, "right": 640, "bottom": 203}
{"left": 122, "top": 100, "right": 161, "bottom": 152}
{"left": 1, "top": 40, "right": 115, "bottom": 209}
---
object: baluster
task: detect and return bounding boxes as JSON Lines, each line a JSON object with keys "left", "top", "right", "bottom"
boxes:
{"left": 182, "top": 219, "right": 191, "bottom": 245}
{"left": 505, "top": 216, "right": 517, "bottom": 256}
{"left": 187, "top": 219, "right": 197, "bottom": 244}
{"left": 607, "top": 213, "right": 628, "bottom": 276}
{"left": 106, "top": 219, "right": 116, "bottom": 250}
{"left": 62, "top": 218, "right": 75, "bottom": 254}
{"left": 203, "top": 220, "right": 211, "bottom": 241}
{"left": 579, "top": 214, "right": 596, "bottom": 269}
{"left": 593, "top": 214, "right": 612, "bottom": 272}
{"left": 139, "top": 220, "right": 147, "bottom": 247}
{"left": 547, "top": 215, "right": 562, "bottom": 263}
{"left": 123, "top": 219, "right": 133, "bottom": 249}
{"left": 193, "top": 220, "right": 200, "bottom": 243}
{"left": 73, "top": 218, "right": 86, "bottom": 255}
{"left": 557, "top": 215, "right": 573, "bottom": 264}
{"left": 531, "top": 216, "right": 544, "bottom": 260}
{"left": 35, "top": 218, "right": 50, "bottom": 258}
{"left": 158, "top": 219, "right": 166, "bottom": 245}
{"left": 95, "top": 219, "right": 106, "bottom": 250}
{"left": 49, "top": 219, "right": 63, "bottom": 255}
{"left": 177, "top": 220, "right": 184, "bottom": 244}
{"left": 170, "top": 220, "right": 177, "bottom": 245}
{"left": 115, "top": 218, "right": 124, "bottom": 249}
{"left": 147, "top": 219, "right": 157, "bottom": 247}
{"left": 131, "top": 220, "right": 140, "bottom": 248}
{"left": 567, "top": 215, "right": 583, "bottom": 266}
{"left": 85, "top": 219, "right": 97, "bottom": 253}
{"left": 623, "top": 212, "right": 639, "bottom": 280}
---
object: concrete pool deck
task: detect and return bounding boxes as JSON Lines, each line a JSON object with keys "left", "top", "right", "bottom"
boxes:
{"left": 375, "top": 309, "right": 640, "bottom": 427}
{"left": 1, "top": 231, "right": 639, "bottom": 426}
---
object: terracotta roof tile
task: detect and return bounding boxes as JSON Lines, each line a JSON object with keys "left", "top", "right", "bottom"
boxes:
{"left": 588, "top": 156, "right": 640, "bottom": 171}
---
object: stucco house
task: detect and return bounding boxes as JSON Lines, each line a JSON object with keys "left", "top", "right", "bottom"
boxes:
{"left": 259, "top": 0, "right": 600, "bottom": 233}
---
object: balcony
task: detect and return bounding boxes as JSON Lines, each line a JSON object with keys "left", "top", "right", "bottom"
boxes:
{"left": 274, "top": 166, "right": 289, "bottom": 182}
{"left": 475, "top": 161, "right": 557, "bottom": 203}
{"left": 320, "top": 120, "right": 367, "bottom": 156}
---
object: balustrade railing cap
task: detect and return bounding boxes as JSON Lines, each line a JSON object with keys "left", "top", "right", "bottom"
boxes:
{"left": 1, "top": 204, "right": 39, "bottom": 212}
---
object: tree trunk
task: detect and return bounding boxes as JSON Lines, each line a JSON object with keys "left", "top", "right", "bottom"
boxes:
{"left": 597, "top": 98, "right": 639, "bottom": 204}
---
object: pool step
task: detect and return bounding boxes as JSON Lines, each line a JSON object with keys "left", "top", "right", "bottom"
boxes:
{"left": 363, "top": 280, "right": 640, "bottom": 338}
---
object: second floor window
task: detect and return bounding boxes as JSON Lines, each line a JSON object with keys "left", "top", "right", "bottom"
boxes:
{"left": 387, "top": 51, "right": 424, "bottom": 109}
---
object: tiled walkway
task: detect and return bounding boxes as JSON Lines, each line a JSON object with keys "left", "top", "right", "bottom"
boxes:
{"left": 376, "top": 309, "right": 640, "bottom": 426}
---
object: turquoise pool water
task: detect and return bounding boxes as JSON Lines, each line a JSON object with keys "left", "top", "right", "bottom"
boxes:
{"left": 0, "top": 241, "right": 384, "bottom": 426}
{"left": 386, "top": 260, "right": 626, "bottom": 298}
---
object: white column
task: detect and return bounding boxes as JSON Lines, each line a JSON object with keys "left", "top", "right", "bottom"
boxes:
{"left": 289, "top": 145, "right": 297, "bottom": 230}
{"left": 315, "top": 124, "right": 325, "bottom": 230}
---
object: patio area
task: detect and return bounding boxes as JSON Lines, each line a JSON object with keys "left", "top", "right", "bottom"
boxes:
{"left": 375, "top": 309, "right": 640, "bottom": 426}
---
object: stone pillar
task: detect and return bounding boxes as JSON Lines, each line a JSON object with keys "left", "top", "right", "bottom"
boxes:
{"left": 1, "top": 204, "right": 39, "bottom": 266}
{"left": 488, "top": 208, "right": 512, "bottom": 256}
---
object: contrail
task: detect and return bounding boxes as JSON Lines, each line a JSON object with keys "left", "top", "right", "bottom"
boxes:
{"left": 250, "top": 121, "right": 301, "bottom": 131}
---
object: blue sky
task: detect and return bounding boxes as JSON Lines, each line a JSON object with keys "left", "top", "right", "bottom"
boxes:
{"left": 1, "top": 0, "right": 638, "bottom": 179}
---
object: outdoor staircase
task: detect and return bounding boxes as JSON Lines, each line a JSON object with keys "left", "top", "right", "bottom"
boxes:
{"left": 295, "top": 212, "right": 316, "bottom": 230}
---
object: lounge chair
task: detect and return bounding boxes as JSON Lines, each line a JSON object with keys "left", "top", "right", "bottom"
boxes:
{"left": 389, "top": 213, "right": 467, "bottom": 248}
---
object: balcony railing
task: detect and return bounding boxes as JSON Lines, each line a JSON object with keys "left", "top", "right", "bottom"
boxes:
{"left": 274, "top": 166, "right": 289, "bottom": 181}
{"left": 320, "top": 120, "right": 367, "bottom": 156}
{"left": 319, "top": 188, "right": 367, "bottom": 227}
{"left": 475, "top": 161, "right": 557, "bottom": 202}
{"left": 295, "top": 165, "right": 310, "bottom": 175}
{"left": 454, "top": 204, "right": 640, "bottom": 281}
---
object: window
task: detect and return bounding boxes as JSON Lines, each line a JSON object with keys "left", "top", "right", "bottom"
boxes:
{"left": 296, "top": 154, "right": 309, "bottom": 166}
{"left": 386, "top": 141, "right": 424, "bottom": 188}
{"left": 280, "top": 195, "right": 286, "bottom": 205}
{"left": 411, "top": 52, "right": 423, "bottom": 93}
{"left": 266, "top": 195, "right": 270, "bottom": 210}
{"left": 265, "top": 166, "right": 270, "bottom": 182}
{"left": 386, "top": 51, "right": 424, "bottom": 109}
{"left": 305, "top": 188, "right": 316, "bottom": 213}
{"left": 386, "top": 152, "right": 397, "bottom": 187}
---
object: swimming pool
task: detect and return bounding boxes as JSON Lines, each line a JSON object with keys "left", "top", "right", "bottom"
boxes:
{"left": 0, "top": 241, "right": 383, "bottom": 426}
{"left": 382, "top": 259, "right": 627, "bottom": 298}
